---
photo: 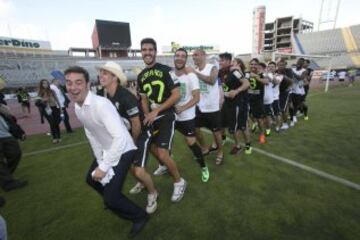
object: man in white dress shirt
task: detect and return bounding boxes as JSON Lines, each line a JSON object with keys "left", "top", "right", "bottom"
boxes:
{"left": 64, "top": 66, "right": 148, "bottom": 238}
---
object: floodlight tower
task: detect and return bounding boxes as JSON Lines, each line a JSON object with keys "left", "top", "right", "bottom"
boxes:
{"left": 318, "top": 0, "right": 341, "bottom": 31}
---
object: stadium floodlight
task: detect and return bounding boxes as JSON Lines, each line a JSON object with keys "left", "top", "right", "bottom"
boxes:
{"left": 271, "top": 51, "right": 332, "bottom": 92}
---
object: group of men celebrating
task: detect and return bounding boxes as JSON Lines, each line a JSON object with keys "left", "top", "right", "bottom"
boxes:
{"left": 64, "top": 38, "right": 312, "bottom": 237}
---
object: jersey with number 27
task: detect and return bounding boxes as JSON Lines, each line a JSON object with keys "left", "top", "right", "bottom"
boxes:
{"left": 137, "top": 63, "right": 179, "bottom": 114}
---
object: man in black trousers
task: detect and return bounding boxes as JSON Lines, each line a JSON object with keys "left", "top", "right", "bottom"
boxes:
{"left": 65, "top": 66, "right": 148, "bottom": 238}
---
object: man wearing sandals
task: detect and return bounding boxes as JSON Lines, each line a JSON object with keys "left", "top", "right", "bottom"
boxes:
{"left": 188, "top": 49, "right": 224, "bottom": 165}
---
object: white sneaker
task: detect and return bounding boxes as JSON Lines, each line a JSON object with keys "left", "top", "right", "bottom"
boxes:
{"left": 171, "top": 178, "right": 187, "bottom": 202}
{"left": 290, "top": 121, "right": 295, "bottom": 127}
{"left": 153, "top": 165, "right": 168, "bottom": 176}
{"left": 280, "top": 123, "right": 289, "bottom": 130}
{"left": 146, "top": 191, "right": 158, "bottom": 214}
{"left": 293, "top": 116, "right": 298, "bottom": 123}
{"left": 129, "top": 182, "right": 145, "bottom": 194}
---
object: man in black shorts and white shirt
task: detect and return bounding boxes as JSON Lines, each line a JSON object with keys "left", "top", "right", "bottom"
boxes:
{"left": 174, "top": 48, "right": 210, "bottom": 182}
{"left": 135, "top": 38, "right": 186, "bottom": 202}
{"left": 188, "top": 49, "right": 224, "bottom": 165}
{"left": 96, "top": 61, "right": 158, "bottom": 214}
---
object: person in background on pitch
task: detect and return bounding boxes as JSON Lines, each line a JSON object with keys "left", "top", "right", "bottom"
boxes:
{"left": 50, "top": 79, "right": 74, "bottom": 133}
{"left": 37, "top": 79, "right": 62, "bottom": 143}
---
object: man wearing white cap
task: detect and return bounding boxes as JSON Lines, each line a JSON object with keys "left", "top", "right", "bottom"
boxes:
{"left": 96, "top": 61, "right": 158, "bottom": 214}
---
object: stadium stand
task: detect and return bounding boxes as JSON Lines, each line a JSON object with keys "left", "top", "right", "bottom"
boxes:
{"left": 293, "top": 24, "right": 360, "bottom": 68}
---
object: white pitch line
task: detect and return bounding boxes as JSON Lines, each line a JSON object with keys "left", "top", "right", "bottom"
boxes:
{"left": 23, "top": 141, "right": 88, "bottom": 157}
{"left": 201, "top": 128, "right": 360, "bottom": 191}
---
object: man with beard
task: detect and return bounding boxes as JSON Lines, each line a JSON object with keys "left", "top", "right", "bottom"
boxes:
{"left": 173, "top": 48, "right": 209, "bottom": 182}
{"left": 136, "top": 38, "right": 186, "bottom": 202}
{"left": 290, "top": 58, "right": 308, "bottom": 126}
{"left": 247, "top": 58, "right": 269, "bottom": 144}
{"left": 277, "top": 59, "right": 293, "bottom": 130}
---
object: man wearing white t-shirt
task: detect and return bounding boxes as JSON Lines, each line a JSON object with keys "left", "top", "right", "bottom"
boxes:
{"left": 188, "top": 49, "right": 224, "bottom": 165}
{"left": 266, "top": 62, "right": 283, "bottom": 132}
{"left": 173, "top": 48, "right": 210, "bottom": 182}
{"left": 290, "top": 58, "right": 308, "bottom": 126}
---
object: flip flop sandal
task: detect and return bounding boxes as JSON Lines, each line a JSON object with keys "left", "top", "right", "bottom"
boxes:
{"left": 215, "top": 155, "right": 224, "bottom": 165}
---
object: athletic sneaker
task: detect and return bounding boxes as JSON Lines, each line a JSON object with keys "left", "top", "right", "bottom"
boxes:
{"left": 153, "top": 165, "right": 168, "bottom": 176}
{"left": 280, "top": 123, "right": 289, "bottom": 130}
{"left": 171, "top": 178, "right": 187, "bottom": 202}
{"left": 201, "top": 167, "right": 210, "bottom": 183}
{"left": 259, "top": 134, "right": 266, "bottom": 144}
{"left": 245, "top": 146, "right": 253, "bottom": 155}
{"left": 129, "top": 182, "right": 145, "bottom": 194}
{"left": 293, "top": 116, "right": 298, "bottom": 123}
{"left": 304, "top": 116, "right": 309, "bottom": 121}
{"left": 230, "top": 146, "right": 242, "bottom": 155}
{"left": 146, "top": 191, "right": 158, "bottom": 214}
{"left": 265, "top": 129, "right": 271, "bottom": 136}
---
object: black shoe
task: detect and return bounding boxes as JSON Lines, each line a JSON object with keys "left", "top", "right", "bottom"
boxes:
{"left": 0, "top": 196, "right": 5, "bottom": 208}
{"left": 3, "top": 180, "right": 28, "bottom": 192}
{"left": 128, "top": 214, "right": 149, "bottom": 238}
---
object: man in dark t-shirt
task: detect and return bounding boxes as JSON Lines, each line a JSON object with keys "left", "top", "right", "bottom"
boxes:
{"left": 135, "top": 38, "right": 186, "bottom": 203}
{"left": 277, "top": 59, "right": 293, "bottom": 130}
{"left": 96, "top": 61, "right": 158, "bottom": 215}
{"left": 246, "top": 58, "right": 269, "bottom": 144}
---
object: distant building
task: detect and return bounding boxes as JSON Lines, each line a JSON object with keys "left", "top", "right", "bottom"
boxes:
{"left": 264, "top": 16, "right": 313, "bottom": 53}
{"left": 252, "top": 6, "right": 266, "bottom": 57}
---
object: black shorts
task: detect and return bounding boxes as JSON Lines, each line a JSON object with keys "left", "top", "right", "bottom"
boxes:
{"left": 279, "top": 91, "right": 290, "bottom": 113}
{"left": 249, "top": 95, "right": 264, "bottom": 119}
{"left": 176, "top": 119, "right": 196, "bottom": 137}
{"left": 272, "top": 100, "right": 280, "bottom": 116}
{"left": 292, "top": 94, "right": 305, "bottom": 107}
{"left": 264, "top": 104, "right": 274, "bottom": 117}
{"left": 222, "top": 101, "right": 248, "bottom": 133}
{"left": 132, "top": 113, "right": 175, "bottom": 167}
{"left": 195, "top": 108, "right": 222, "bottom": 132}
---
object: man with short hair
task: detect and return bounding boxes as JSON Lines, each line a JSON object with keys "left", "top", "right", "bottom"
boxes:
{"left": 65, "top": 66, "right": 148, "bottom": 238}
{"left": 173, "top": 48, "right": 209, "bottom": 182}
{"left": 290, "top": 58, "right": 308, "bottom": 126}
{"left": 136, "top": 38, "right": 186, "bottom": 202}
{"left": 190, "top": 49, "right": 224, "bottom": 165}
{"left": 247, "top": 58, "right": 269, "bottom": 144}
{"left": 222, "top": 56, "right": 251, "bottom": 154}
{"left": 277, "top": 59, "right": 293, "bottom": 130}
{"left": 50, "top": 79, "right": 73, "bottom": 133}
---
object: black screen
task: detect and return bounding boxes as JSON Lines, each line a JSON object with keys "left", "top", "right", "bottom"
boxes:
{"left": 96, "top": 20, "right": 131, "bottom": 48}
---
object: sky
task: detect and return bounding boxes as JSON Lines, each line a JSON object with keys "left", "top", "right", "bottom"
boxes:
{"left": 0, "top": 0, "right": 359, "bottom": 54}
